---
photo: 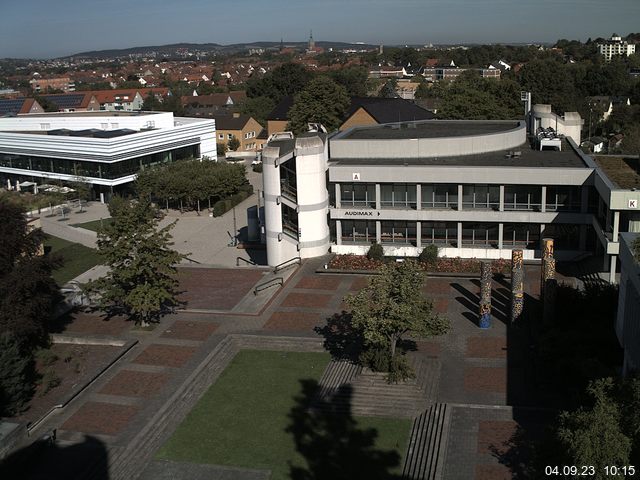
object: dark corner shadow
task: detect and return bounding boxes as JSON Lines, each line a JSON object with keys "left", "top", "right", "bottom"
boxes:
{"left": 287, "top": 379, "right": 402, "bottom": 480}
{"left": 451, "top": 282, "right": 480, "bottom": 305}
{"left": 0, "top": 434, "right": 109, "bottom": 480}
{"left": 314, "top": 311, "right": 362, "bottom": 362}
{"left": 489, "top": 408, "right": 555, "bottom": 479}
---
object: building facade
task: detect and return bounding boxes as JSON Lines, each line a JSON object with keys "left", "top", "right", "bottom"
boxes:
{"left": 598, "top": 34, "right": 636, "bottom": 62}
{"left": 616, "top": 233, "right": 640, "bottom": 375}
{"left": 0, "top": 111, "right": 216, "bottom": 199}
{"left": 261, "top": 106, "right": 640, "bottom": 281}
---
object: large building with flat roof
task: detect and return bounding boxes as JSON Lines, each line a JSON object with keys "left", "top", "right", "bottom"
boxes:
{"left": 262, "top": 105, "right": 640, "bottom": 283}
{"left": 0, "top": 111, "right": 216, "bottom": 199}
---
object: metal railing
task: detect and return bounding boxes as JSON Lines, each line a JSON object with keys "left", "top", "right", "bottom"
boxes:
{"left": 254, "top": 277, "right": 284, "bottom": 295}
{"left": 184, "top": 256, "right": 202, "bottom": 264}
{"left": 273, "top": 256, "right": 301, "bottom": 273}
{"left": 236, "top": 257, "right": 258, "bottom": 266}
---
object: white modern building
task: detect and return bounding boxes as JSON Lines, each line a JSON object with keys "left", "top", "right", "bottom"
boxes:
{"left": 616, "top": 233, "right": 640, "bottom": 375}
{"left": 0, "top": 111, "right": 216, "bottom": 199}
{"left": 262, "top": 105, "right": 640, "bottom": 283}
{"left": 598, "top": 34, "right": 636, "bottom": 62}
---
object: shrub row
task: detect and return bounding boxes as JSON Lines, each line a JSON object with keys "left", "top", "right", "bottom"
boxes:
{"left": 211, "top": 188, "right": 253, "bottom": 217}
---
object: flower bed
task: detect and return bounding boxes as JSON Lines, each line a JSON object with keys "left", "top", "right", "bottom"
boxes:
{"left": 328, "top": 254, "right": 511, "bottom": 275}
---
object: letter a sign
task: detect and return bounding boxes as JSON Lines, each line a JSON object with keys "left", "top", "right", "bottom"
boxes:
{"left": 352, "top": 172, "right": 360, "bottom": 181}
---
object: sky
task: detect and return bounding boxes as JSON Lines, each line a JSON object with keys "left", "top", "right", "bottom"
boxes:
{"left": 1, "top": 0, "right": 640, "bottom": 59}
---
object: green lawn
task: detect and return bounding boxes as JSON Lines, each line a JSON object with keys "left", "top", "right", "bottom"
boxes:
{"left": 71, "top": 217, "right": 112, "bottom": 232}
{"left": 44, "top": 235, "right": 101, "bottom": 285}
{"left": 157, "top": 350, "right": 410, "bottom": 479}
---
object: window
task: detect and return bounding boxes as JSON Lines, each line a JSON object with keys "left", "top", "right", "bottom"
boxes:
{"left": 461, "top": 223, "right": 499, "bottom": 247}
{"left": 542, "top": 224, "right": 580, "bottom": 250}
{"left": 421, "top": 222, "right": 457, "bottom": 246}
{"left": 504, "top": 185, "right": 542, "bottom": 211}
{"left": 279, "top": 160, "right": 297, "bottom": 201}
{"left": 227, "top": 134, "right": 233, "bottom": 140}
{"left": 462, "top": 184, "right": 499, "bottom": 210}
{"left": 40, "top": 123, "right": 50, "bottom": 130}
{"left": 282, "top": 204, "right": 298, "bottom": 239}
{"left": 503, "top": 223, "right": 540, "bottom": 249}
{"left": 380, "top": 221, "right": 417, "bottom": 245}
{"left": 341, "top": 220, "right": 376, "bottom": 244}
{"left": 341, "top": 183, "right": 375, "bottom": 208}
{"left": 380, "top": 184, "right": 417, "bottom": 209}
{"left": 422, "top": 184, "right": 457, "bottom": 209}
{"left": 546, "top": 186, "right": 581, "bottom": 212}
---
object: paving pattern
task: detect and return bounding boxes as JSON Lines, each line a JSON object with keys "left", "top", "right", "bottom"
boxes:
{"left": 20, "top": 257, "right": 550, "bottom": 480}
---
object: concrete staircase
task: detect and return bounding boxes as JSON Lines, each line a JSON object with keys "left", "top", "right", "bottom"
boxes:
{"left": 402, "top": 403, "right": 451, "bottom": 480}
{"left": 312, "top": 357, "right": 440, "bottom": 418}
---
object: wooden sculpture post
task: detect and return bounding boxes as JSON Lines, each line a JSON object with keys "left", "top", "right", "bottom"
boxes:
{"left": 511, "top": 249, "right": 524, "bottom": 323}
{"left": 541, "top": 238, "right": 557, "bottom": 324}
{"left": 479, "top": 261, "right": 492, "bottom": 329}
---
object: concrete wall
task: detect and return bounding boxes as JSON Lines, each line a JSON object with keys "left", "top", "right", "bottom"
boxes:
{"left": 330, "top": 121, "right": 526, "bottom": 159}
{"left": 616, "top": 233, "right": 640, "bottom": 375}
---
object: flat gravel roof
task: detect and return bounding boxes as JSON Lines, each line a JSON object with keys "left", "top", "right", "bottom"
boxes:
{"left": 340, "top": 120, "right": 521, "bottom": 140}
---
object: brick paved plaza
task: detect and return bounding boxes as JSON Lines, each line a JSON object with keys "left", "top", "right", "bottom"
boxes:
{"left": 16, "top": 256, "right": 551, "bottom": 480}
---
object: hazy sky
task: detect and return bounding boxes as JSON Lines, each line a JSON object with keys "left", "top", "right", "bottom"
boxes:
{"left": 2, "top": 0, "right": 639, "bottom": 58}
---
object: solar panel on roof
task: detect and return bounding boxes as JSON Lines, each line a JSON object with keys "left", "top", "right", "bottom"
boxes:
{"left": 0, "top": 99, "right": 26, "bottom": 116}
{"left": 42, "top": 94, "right": 84, "bottom": 109}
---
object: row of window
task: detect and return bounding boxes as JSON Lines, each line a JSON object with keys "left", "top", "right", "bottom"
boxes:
{"left": 339, "top": 220, "right": 582, "bottom": 250}
{"left": 338, "top": 183, "right": 582, "bottom": 212}
{"left": 0, "top": 145, "right": 199, "bottom": 180}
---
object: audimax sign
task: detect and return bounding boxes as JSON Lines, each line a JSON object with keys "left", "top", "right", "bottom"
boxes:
{"left": 344, "top": 211, "right": 381, "bottom": 216}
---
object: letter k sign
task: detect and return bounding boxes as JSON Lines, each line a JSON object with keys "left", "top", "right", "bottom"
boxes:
{"left": 629, "top": 199, "right": 638, "bottom": 209}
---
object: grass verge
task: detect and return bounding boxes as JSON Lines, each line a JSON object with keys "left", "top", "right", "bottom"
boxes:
{"left": 157, "top": 350, "right": 410, "bottom": 479}
{"left": 45, "top": 235, "right": 101, "bottom": 284}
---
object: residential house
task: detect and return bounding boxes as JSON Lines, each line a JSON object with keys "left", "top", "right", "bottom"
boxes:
{"left": 265, "top": 96, "right": 436, "bottom": 136}
{"left": 598, "top": 34, "right": 636, "bottom": 62}
{"left": 0, "top": 98, "right": 44, "bottom": 116}
{"left": 29, "top": 76, "right": 75, "bottom": 93}
{"left": 182, "top": 92, "right": 247, "bottom": 117}
{"left": 214, "top": 113, "right": 263, "bottom": 152}
{"left": 39, "top": 93, "right": 100, "bottom": 112}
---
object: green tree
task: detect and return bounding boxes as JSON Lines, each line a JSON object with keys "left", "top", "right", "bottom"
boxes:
{"left": 345, "top": 261, "right": 450, "bottom": 369}
{"left": 0, "top": 201, "right": 60, "bottom": 350}
{"left": 557, "top": 378, "right": 632, "bottom": 478}
{"left": 239, "top": 96, "right": 276, "bottom": 127}
{"left": 622, "top": 123, "right": 640, "bottom": 155}
{"left": 287, "top": 76, "right": 350, "bottom": 134}
{"left": 518, "top": 59, "right": 579, "bottom": 112}
{"left": 0, "top": 332, "right": 34, "bottom": 416}
{"left": 246, "top": 62, "right": 314, "bottom": 102}
{"left": 86, "top": 198, "right": 185, "bottom": 326}
{"left": 227, "top": 135, "right": 241, "bottom": 152}
{"left": 329, "top": 66, "right": 369, "bottom": 97}
{"left": 379, "top": 79, "right": 398, "bottom": 98}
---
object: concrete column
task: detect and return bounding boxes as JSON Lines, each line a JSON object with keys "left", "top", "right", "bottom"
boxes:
{"left": 457, "top": 184, "right": 463, "bottom": 211}
{"left": 336, "top": 220, "right": 342, "bottom": 245}
{"left": 335, "top": 183, "right": 341, "bottom": 209}
{"left": 541, "top": 186, "right": 547, "bottom": 213}
{"left": 539, "top": 224, "right": 545, "bottom": 250}
{"left": 613, "top": 211, "right": 620, "bottom": 241}
{"left": 416, "top": 221, "right": 422, "bottom": 248}
{"left": 375, "top": 184, "right": 381, "bottom": 210}
{"left": 580, "top": 185, "right": 589, "bottom": 214}
{"left": 416, "top": 184, "right": 422, "bottom": 211}
{"left": 457, "top": 222, "right": 463, "bottom": 248}
{"left": 609, "top": 255, "right": 617, "bottom": 284}
{"left": 498, "top": 223, "right": 504, "bottom": 249}
{"left": 510, "top": 249, "right": 524, "bottom": 323}
{"left": 376, "top": 220, "right": 381, "bottom": 244}
{"left": 499, "top": 185, "right": 505, "bottom": 212}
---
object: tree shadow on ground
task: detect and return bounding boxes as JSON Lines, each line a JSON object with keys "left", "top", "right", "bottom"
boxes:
{"left": 314, "top": 311, "right": 362, "bottom": 362}
{"left": 287, "top": 379, "right": 402, "bottom": 480}
{"left": 0, "top": 434, "right": 109, "bottom": 480}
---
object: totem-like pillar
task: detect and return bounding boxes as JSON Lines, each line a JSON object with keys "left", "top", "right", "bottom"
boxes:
{"left": 541, "top": 238, "right": 557, "bottom": 324}
{"left": 479, "top": 261, "right": 492, "bottom": 329}
{"left": 511, "top": 249, "right": 524, "bottom": 323}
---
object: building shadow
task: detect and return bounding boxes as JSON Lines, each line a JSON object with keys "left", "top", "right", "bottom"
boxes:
{"left": 451, "top": 282, "right": 482, "bottom": 327}
{"left": 0, "top": 434, "right": 109, "bottom": 480}
{"left": 287, "top": 379, "right": 402, "bottom": 480}
{"left": 314, "top": 311, "right": 362, "bottom": 362}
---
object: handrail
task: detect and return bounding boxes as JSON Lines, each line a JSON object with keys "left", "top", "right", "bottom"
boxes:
{"left": 184, "top": 256, "right": 202, "bottom": 264}
{"left": 236, "top": 256, "right": 258, "bottom": 266}
{"left": 273, "top": 256, "right": 301, "bottom": 273}
{"left": 254, "top": 277, "right": 283, "bottom": 295}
